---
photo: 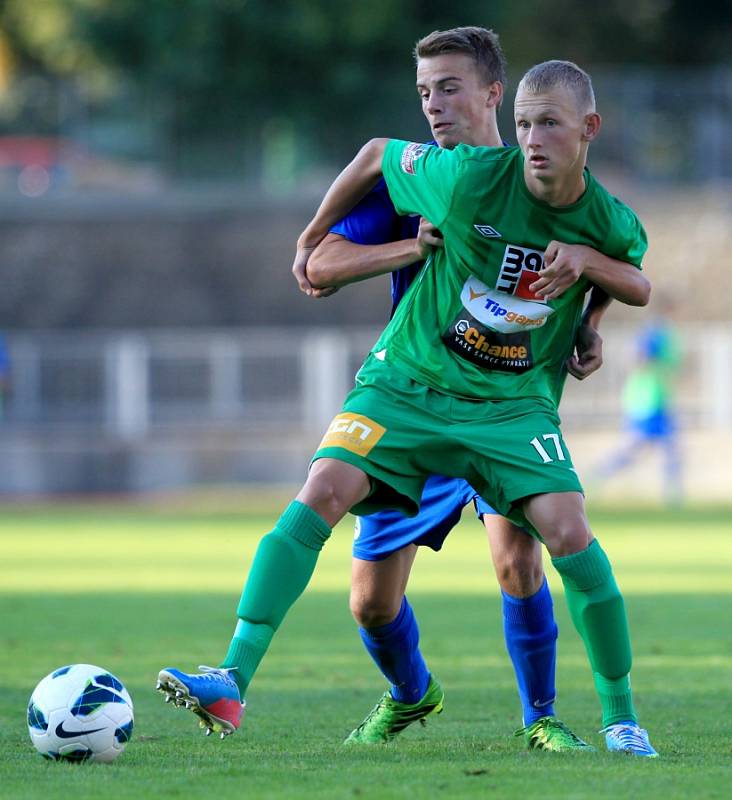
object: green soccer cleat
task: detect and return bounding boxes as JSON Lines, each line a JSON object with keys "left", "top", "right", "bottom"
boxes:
{"left": 344, "top": 676, "right": 444, "bottom": 744}
{"left": 515, "top": 716, "right": 595, "bottom": 752}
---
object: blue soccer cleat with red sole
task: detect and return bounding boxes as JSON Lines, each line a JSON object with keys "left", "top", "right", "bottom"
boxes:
{"left": 156, "top": 666, "right": 245, "bottom": 739}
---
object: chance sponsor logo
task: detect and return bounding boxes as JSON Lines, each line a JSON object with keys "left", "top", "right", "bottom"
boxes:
{"left": 443, "top": 316, "right": 533, "bottom": 373}
{"left": 318, "top": 413, "right": 386, "bottom": 457}
{"left": 400, "top": 142, "right": 428, "bottom": 175}
{"left": 497, "top": 244, "right": 546, "bottom": 300}
{"left": 460, "top": 276, "right": 554, "bottom": 334}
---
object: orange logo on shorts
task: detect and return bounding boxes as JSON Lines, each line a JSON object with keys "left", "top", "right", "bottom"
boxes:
{"left": 318, "top": 413, "right": 386, "bottom": 456}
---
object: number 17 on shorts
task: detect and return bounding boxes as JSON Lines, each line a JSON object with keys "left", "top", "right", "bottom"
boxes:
{"left": 530, "top": 433, "right": 567, "bottom": 464}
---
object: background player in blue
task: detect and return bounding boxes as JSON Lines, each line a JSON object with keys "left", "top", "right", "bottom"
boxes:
{"left": 293, "top": 27, "right": 649, "bottom": 750}
{"left": 593, "top": 292, "right": 682, "bottom": 504}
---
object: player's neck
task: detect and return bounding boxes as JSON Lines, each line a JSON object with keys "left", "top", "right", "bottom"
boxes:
{"left": 459, "top": 121, "right": 503, "bottom": 149}
{"left": 524, "top": 168, "right": 586, "bottom": 207}
{"left": 472, "top": 128, "right": 503, "bottom": 148}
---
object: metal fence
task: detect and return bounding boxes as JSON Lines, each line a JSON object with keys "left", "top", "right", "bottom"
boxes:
{"left": 2, "top": 325, "right": 731, "bottom": 437}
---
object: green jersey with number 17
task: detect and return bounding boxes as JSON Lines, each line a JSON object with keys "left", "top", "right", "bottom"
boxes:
{"left": 374, "top": 140, "right": 647, "bottom": 406}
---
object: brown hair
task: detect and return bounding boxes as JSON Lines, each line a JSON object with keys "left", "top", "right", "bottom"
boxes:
{"left": 519, "top": 60, "right": 596, "bottom": 112}
{"left": 414, "top": 26, "right": 507, "bottom": 89}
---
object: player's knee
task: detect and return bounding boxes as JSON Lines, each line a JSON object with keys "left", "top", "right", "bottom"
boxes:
{"left": 298, "top": 460, "right": 369, "bottom": 524}
{"left": 542, "top": 519, "right": 593, "bottom": 558}
{"left": 494, "top": 551, "right": 544, "bottom": 597}
{"left": 299, "top": 474, "right": 350, "bottom": 522}
{"left": 349, "top": 590, "right": 399, "bottom": 629}
{"left": 490, "top": 532, "right": 544, "bottom": 597}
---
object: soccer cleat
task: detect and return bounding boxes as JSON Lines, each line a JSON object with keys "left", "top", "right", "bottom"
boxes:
{"left": 602, "top": 722, "right": 658, "bottom": 757}
{"left": 156, "top": 666, "right": 245, "bottom": 737}
{"left": 344, "top": 676, "right": 444, "bottom": 744}
{"left": 515, "top": 716, "right": 595, "bottom": 752}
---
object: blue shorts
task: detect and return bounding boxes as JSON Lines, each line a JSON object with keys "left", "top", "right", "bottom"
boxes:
{"left": 629, "top": 410, "right": 676, "bottom": 439}
{"left": 353, "top": 474, "right": 497, "bottom": 561}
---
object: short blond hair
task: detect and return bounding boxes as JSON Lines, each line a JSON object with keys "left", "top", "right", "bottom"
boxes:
{"left": 519, "top": 60, "right": 595, "bottom": 113}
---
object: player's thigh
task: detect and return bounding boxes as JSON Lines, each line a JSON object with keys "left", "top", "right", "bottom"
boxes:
{"left": 314, "top": 358, "right": 437, "bottom": 518}
{"left": 522, "top": 491, "right": 593, "bottom": 557}
{"left": 350, "top": 545, "right": 418, "bottom": 626}
{"left": 461, "top": 400, "right": 584, "bottom": 531}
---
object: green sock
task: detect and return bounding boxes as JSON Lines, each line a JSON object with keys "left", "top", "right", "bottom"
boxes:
{"left": 552, "top": 539, "right": 637, "bottom": 726}
{"left": 220, "top": 500, "right": 331, "bottom": 695}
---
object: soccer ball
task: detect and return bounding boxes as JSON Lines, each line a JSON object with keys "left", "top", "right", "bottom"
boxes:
{"left": 27, "top": 664, "right": 134, "bottom": 763}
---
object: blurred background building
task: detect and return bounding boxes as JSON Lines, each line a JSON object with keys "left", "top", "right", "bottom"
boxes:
{"left": 0, "top": 0, "right": 730, "bottom": 501}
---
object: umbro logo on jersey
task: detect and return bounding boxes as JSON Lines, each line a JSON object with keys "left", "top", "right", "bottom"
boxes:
{"left": 474, "top": 224, "right": 501, "bottom": 238}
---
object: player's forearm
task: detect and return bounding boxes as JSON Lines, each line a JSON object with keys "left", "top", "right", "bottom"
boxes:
{"left": 307, "top": 234, "right": 420, "bottom": 289}
{"left": 298, "top": 139, "right": 389, "bottom": 250}
{"left": 582, "top": 251, "right": 650, "bottom": 307}
{"left": 582, "top": 286, "right": 612, "bottom": 329}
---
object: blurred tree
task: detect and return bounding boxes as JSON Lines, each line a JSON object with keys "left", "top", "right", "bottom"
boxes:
{"left": 0, "top": 0, "right": 105, "bottom": 78}
{"left": 0, "top": 0, "right": 728, "bottom": 176}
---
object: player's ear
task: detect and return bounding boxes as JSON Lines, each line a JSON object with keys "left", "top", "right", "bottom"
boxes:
{"left": 485, "top": 81, "right": 503, "bottom": 109}
{"left": 582, "top": 112, "right": 601, "bottom": 141}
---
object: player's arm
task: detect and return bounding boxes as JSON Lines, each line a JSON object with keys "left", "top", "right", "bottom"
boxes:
{"left": 530, "top": 243, "right": 651, "bottom": 306}
{"left": 306, "top": 219, "right": 441, "bottom": 291}
{"left": 567, "top": 285, "right": 612, "bottom": 380}
{"left": 292, "top": 139, "right": 389, "bottom": 294}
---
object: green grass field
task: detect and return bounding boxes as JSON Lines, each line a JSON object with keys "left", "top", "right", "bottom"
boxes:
{"left": 1, "top": 501, "right": 731, "bottom": 799}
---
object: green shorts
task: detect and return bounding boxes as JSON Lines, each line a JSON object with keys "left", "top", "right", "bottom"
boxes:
{"left": 312, "top": 355, "right": 583, "bottom": 534}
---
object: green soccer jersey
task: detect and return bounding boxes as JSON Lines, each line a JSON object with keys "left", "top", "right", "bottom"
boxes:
{"left": 376, "top": 141, "right": 647, "bottom": 406}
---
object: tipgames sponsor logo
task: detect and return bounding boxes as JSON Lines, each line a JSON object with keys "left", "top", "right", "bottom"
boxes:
{"left": 460, "top": 276, "right": 553, "bottom": 334}
{"left": 318, "top": 413, "right": 386, "bottom": 457}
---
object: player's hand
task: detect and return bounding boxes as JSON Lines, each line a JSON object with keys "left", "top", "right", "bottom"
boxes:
{"left": 530, "top": 241, "right": 591, "bottom": 300}
{"left": 415, "top": 218, "right": 444, "bottom": 260}
{"left": 567, "top": 323, "right": 603, "bottom": 380}
{"left": 292, "top": 243, "right": 317, "bottom": 296}
{"left": 292, "top": 241, "right": 339, "bottom": 298}
{"left": 309, "top": 284, "right": 340, "bottom": 298}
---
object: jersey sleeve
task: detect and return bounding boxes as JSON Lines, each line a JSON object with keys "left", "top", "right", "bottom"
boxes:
{"left": 329, "top": 179, "right": 398, "bottom": 245}
{"left": 381, "top": 140, "right": 461, "bottom": 228}
{"left": 609, "top": 201, "right": 648, "bottom": 268}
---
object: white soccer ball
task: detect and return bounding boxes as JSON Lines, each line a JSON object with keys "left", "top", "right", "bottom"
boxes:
{"left": 27, "top": 664, "right": 134, "bottom": 763}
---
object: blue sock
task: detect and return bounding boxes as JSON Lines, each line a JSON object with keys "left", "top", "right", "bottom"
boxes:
{"left": 502, "top": 578, "right": 558, "bottom": 725}
{"left": 358, "top": 596, "right": 430, "bottom": 704}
